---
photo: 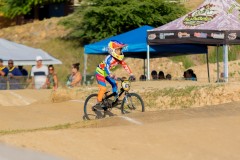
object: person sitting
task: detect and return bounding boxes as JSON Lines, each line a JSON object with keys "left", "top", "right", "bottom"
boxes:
{"left": 216, "top": 72, "right": 225, "bottom": 83}
{"left": 139, "top": 74, "right": 146, "bottom": 81}
{"left": 151, "top": 70, "right": 158, "bottom": 80}
{"left": 166, "top": 74, "right": 172, "bottom": 80}
{"left": 66, "top": 63, "right": 82, "bottom": 88}
{"left": 158, "top": 71, "right": 165, "bottom": 80}
{"left": 185, "top": 69, "right": 197, "bottom": 81}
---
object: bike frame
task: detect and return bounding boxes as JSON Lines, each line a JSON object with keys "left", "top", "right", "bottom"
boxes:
{"left": 103, "top": 88, "right": 126, "bottom": 107}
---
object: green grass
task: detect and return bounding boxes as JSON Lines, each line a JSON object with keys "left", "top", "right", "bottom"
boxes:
{"left": 0, "top": 120, "right": 98, "bottom": 136}
{"left": 169, "top": 45, "right": 240, "bottom": 70}
{"left": 144, "top": 84, "right": 223, "bottom": 109}
{"left": 170, "top": 55, "right": 194, "bottom": 69}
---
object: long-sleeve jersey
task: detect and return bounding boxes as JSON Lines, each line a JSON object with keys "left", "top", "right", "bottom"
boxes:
{"left": 97, "top": 55, "right": 132, "bottom": 76}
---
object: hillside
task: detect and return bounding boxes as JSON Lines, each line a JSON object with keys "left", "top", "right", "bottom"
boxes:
{"left": 1, "top": 0, "right": 240, "bottom": 83}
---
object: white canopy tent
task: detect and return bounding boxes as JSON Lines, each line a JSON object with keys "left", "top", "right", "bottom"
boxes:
{"left": 0, "top": 38, "right": 62, "bottom": 65}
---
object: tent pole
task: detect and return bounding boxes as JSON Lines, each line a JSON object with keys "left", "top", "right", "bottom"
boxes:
{"left": 144, "top": 59, "right": 146, "bottom": 76}
{"left": 83, "top": 54, "right": 88, "bottom": 84}
{"left": 147, "top": 45, "right": 150, "bottom": 80}
{"left": 206, "top": 51, "right": 210, "bottom": 83}
{"left": 217, "top": 45, "right": 219, "bottom": 82}
{"left": 223, "top": 45, "right": 228, "bottom": 82}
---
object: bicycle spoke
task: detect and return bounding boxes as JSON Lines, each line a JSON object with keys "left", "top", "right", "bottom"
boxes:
{"left": 84, "top": 94, "right": 105, "bottom": 120}
{"left": 121, "top": 93, "right": 144, "bottom": 114}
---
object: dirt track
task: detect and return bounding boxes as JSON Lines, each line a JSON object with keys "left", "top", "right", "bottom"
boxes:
{"left": 0, "top": 101, "right": 240, "bottom": 160}
{"left": 1, "top": 81, "right": 240, "bottom": 160}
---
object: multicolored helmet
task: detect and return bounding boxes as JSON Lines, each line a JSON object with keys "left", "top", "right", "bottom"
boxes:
{"left": 108, "top": 40, "right": 127, "bottom": 61}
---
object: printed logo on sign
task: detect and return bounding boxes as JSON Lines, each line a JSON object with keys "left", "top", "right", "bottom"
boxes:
{"left": 148, "top": 34, "right": 156, "bottom": 40}
{"left": 211, "top": 33, "right": 224, "bottom": 39}
{"left": 178, "top": 32, "right": 190, "bottom": 38}
{"left": 194, "top": 32, "right": 208, "bottom": 38}
{"left": 159, "top": 33, "right": 174, "bottom": 39}
{"left": 228, "top": 33, "right": 237, "bottom": 40}
{"left": 183, "top": 4, "right": 220, "bottom": 26}
{"left": 102, "top": 46, "right": 108, "bottom": 52}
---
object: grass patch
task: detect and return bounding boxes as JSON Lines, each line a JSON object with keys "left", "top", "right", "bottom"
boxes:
{"left": 0, "top": 120, "right": 98, "bottom": 136}
{"left": 144, "top": 84, "right": 223, "bottom": 109}
{"left": 170, "top": 55, "right": 194, "bottom": 69}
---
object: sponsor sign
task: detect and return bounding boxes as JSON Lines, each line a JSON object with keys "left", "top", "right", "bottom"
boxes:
{"left": 159, "top": 33, "right": 174, "bottom": 39}
{"left": 178, "top": 32, "right": 190, "bottom": 38}
{"left": 211, "top": 33, "right": 224, "bottom": 39}
{"left": 102, "top": 46, "right": 128, "bottom": 52}
{"left": 183, "top": 3, "right": 220, "bottom": 26}
{"left": 148, "top": 34, "right": 157, "bottom": 40}
{"left": 228, "top": 33, "right": 237, "bottom": 40}
{"left": 194, "top": 32, "right": 208, "bottom": 38}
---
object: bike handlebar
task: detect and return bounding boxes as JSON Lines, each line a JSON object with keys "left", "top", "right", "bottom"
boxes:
{"left": 117, "top": 76, "right": 136, "bottom": 82}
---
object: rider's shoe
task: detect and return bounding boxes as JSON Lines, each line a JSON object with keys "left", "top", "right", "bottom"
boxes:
{"left": 92, "top": 103, "right": 107, "bottom": 111}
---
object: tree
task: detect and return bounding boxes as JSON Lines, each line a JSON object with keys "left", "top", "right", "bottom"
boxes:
{"left": 60, "top": 0, "right": 187, "bottom": 44}
{"left": 0, "top": 0, "right": 68, "bottom": 19}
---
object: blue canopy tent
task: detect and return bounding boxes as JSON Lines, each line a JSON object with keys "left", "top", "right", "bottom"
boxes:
{"left": 84, "top": 25, "right": 208, "bottom": 81}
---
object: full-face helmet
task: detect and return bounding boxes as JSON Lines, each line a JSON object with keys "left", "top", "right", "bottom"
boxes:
{"left": 108, "top": 40, "right": 127, "bottom": 61}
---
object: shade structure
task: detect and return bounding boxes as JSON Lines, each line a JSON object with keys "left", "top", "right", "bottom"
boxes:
{"left": 83, "top": 25, "right": 207, "bottom": 82}
{"left": 147, "top": 0, "right": 240, "bottom": 82}
{"left": 84, "top": 25, "right": 207, "bottom": 58}
{"left": 148, "top": 0, "right": 240, "bottom": 45}
{"left": 0, "top": 38, "right": 62, "bottom": 65}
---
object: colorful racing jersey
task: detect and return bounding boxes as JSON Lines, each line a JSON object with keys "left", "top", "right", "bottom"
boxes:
{"left": 96, "top": 55, "right": 132, "bottom": 77}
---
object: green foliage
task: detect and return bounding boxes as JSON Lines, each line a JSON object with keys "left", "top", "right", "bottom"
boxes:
{"left": 60, "top": 0, "right": 187, "bottom": 44}
{"left": 202, "top": 46, "right": 239, "bottom": 64}
{"left": 170, "top": 55, "right": 194, "bottom": 69}
{"left": 0, "top": 0, "right": 68, "bottom": 18}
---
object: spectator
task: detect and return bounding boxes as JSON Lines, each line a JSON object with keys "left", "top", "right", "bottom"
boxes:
{"left": 151, "top": 70, "right": 158, "bottom": 80}
{"left": 45, "top": 65, "right": 58, "bottom": 90}
{"left": 66, "top": 63, "right": 82, "bottom": 88}
{"left": 166, "top": 74, "right": 172, "bottom": 80}
{"left": 185, "top": 69, "right": 197, "bottom": 81}
{"left": 139, "top": 74, "right": 146, "bottom": 81}
{"left": 18, "top": 65, "right": 29, "bottom": 88}
{"left": 8, "top": 59, "right": 23, "bottom": 89}
{"left": 18, "top": 66, "right": 28, "bottom": 77}
{"left": 183, "top": 71, "right": 187, "bottom": 79}
{"left": 0, "top": 59, "right": 8, "bottom": 90}
{"left": 158, "top": 71, "right": 165, "bottom": 80}
{"left": 31, "top": 56, "right": 48, "bottom": 89}
{"left": 216, "top": 72, "right": 225, "bottom": 83}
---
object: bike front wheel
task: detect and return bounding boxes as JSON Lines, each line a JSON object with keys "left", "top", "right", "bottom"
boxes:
{"left": 84, "top": 94, "right": 105, "bottom": 120}
{"left": 121, "top": 93, "right": 145, "bottom": 114}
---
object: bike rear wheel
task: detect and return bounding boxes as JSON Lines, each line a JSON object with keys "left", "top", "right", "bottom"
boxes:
{"left": 84, "top": 94, "right": 105, "bottom": 120}
{"left": 121, "top": 93, "right": 145, "bottom": 114}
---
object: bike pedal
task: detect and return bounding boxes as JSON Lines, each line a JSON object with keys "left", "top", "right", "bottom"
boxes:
{"left": 102, "top": 106, "right": 108, "bottom": 111}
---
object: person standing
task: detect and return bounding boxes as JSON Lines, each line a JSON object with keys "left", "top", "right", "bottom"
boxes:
{"left": 18, "top": 66, "right": 28, "bottom": 77}
{"left": 8, "top": 59, "right": 23, "bottom": 89}
{"left": 0, "top": 59, "right": 8, "bottom": 90}
{"left": 45, "top": 65, "right": 58, "bottom": 90}
{"left": 31, "top": 56, "right": 48, "bottom": 89}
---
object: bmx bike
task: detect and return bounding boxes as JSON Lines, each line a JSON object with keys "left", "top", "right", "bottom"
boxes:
{"left": 83, "top": 77, "right": 145, "bottom": 120}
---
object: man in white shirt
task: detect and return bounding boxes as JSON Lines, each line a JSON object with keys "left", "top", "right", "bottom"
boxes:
{"left": 31, "top": 56, "right": 48, "bottom": 89}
